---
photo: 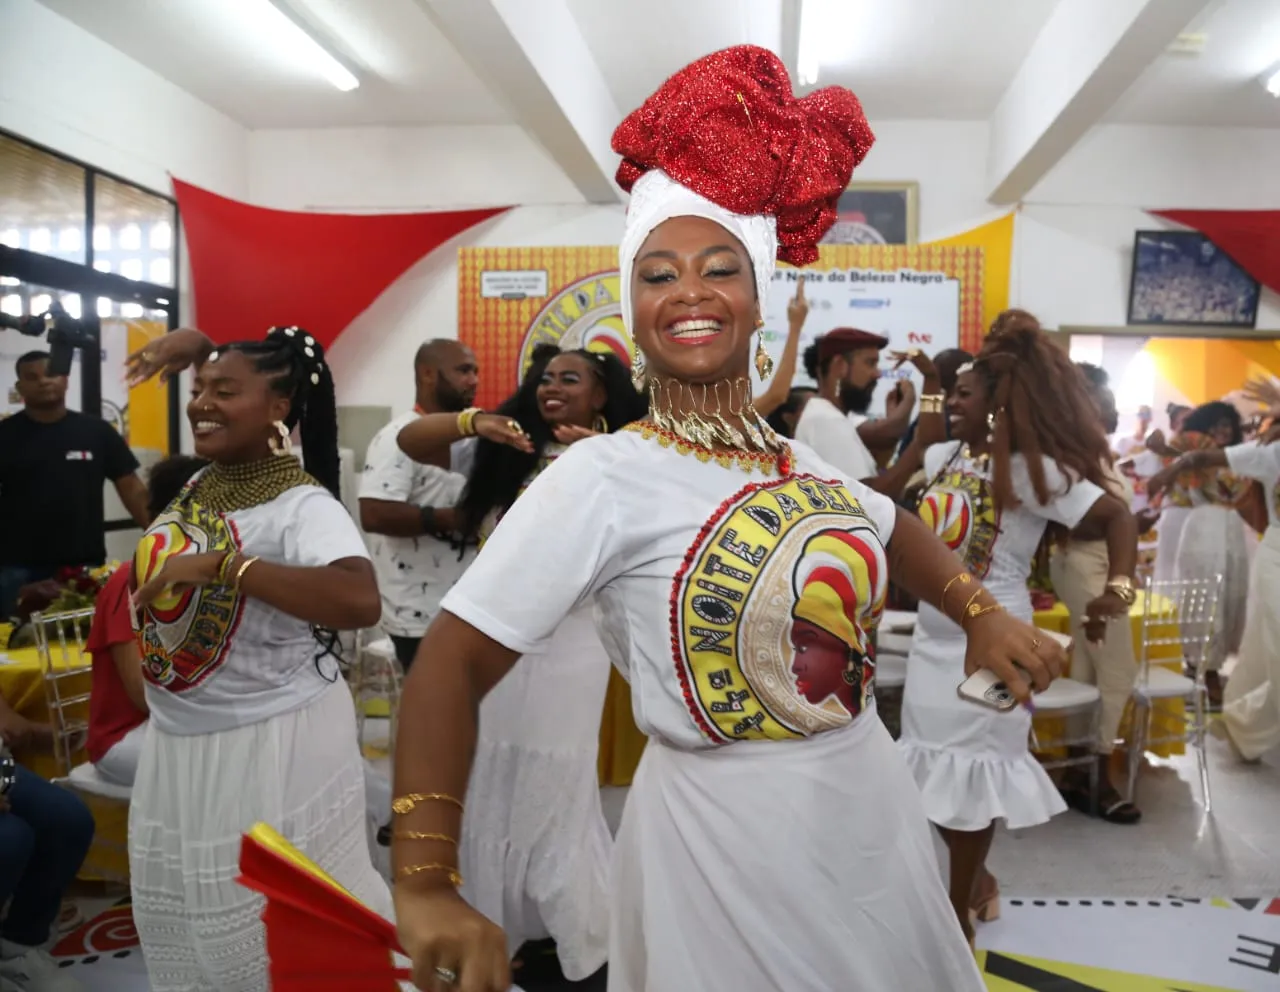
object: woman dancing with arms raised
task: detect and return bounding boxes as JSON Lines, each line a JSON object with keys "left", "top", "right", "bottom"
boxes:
{"left": 899, "top": 312, "right": 1138, "bottom": 945}
{"left": 396, "top": 345, "right": 646, "bottom": 982}
{"left": 122, "top": 327, "right": 390, "bottom": 991}
{"left": 390, "top": 48, "right": 1064, "bottom": 992}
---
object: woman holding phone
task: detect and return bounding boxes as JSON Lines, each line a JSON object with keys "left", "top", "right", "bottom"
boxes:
{"left": 899, "top": 310, "right": 1138, "bottom": 946}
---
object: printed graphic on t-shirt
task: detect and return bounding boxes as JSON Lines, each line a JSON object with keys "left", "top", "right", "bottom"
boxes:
{"left": 134, "top": 499, "right": 242, "bottom": 692}
{"left": 672, "top": 475, "right": 888, "bottom": 744}
{"left": 919, "top": 468, "right": 998, "bottom": 578}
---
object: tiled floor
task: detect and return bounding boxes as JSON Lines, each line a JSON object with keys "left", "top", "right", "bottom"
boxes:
{"left": 59, "top": 727, "right": 1280, "bottom": 990}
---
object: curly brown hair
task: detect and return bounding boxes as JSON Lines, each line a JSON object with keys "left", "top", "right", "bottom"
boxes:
{"left": 973, "top": 309, "right": 1112, "bottom": 513}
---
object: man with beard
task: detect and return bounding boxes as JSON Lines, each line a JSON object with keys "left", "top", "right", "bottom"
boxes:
{"left": 795, "top": 328, "right": 913, "bottom": 482}
{"left": 359, "top": 339, "right": 480, "bottom": 669}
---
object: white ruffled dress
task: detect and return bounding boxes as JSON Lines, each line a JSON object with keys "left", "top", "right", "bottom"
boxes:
{"left": 899, "top": 443, "right": 1104, "bottom": 831}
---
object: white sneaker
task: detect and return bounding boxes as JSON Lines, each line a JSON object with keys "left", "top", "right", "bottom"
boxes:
{"left": 0, "top": 942, "right": 83, "bottom": 992}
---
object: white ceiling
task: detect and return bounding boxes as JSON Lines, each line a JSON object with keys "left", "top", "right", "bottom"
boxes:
{"left": 33, "top": 0, "right": 1280, "bottom": 131}
{"left": 34, "top": 0, "right": 511, "bottom": 128}
{"left": 1106, "top": 0, "right": 1280, "bottom": 126}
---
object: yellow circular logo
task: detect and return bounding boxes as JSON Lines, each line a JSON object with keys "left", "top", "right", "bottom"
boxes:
{"left": 134, "top": 498, "right": 241, "bottom": 691}
{"left": 674, "top": 475, "right": 889, "bottom": 744}
{"left": 517, "top": 272, "right": 632, "bottom": 384}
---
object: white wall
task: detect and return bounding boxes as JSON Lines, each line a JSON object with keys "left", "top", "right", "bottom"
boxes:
{"left": 245, "top": 118, "right": 1280, "bottom": 409}
{"left": 0, "top": 0, "right": 248, "bottom": 199}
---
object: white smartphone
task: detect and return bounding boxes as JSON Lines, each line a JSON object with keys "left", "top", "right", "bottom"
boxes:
{"left": 956, "top": 630, "right": 1074, "bottom": 711}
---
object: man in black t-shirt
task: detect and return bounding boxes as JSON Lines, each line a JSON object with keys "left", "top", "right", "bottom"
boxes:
{"left": 0, "top": 351, "right": 149, "bottom": 616}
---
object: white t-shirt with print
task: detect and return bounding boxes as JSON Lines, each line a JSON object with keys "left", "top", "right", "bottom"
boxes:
{"left": 441, "top": 429, "right": 898, "bottom": 751}
{"left": 359, "top": 411, "right": 476, "bottom": 637}
{"left": 135, "top": 483, "right": 370, "bottom": 735}
{"left": 795, "top": 396, "right": 878, "bottom": 481}
{"left": 915, "top": 441, "right": 1104, "bottom": 634}
{"left": 1227, "top": 441, "right": 1280, "bottom": 529}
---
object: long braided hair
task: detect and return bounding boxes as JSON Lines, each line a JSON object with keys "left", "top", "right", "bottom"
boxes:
{"left": 218, "top": 326, "right": 345, "bottom": 675}
{"left": 974, "top": 309, "right": 1113, "bottom": 515}
{"left": 219, "top": 326, "right": 341, "bottom": 498}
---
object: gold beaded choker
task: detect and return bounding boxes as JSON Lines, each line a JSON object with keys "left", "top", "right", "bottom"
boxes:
{"left": 187, "top": 455, "right": 318, "bottom": 513}
{"left": 646, "top": 376, "right": 784, "bottom": 457}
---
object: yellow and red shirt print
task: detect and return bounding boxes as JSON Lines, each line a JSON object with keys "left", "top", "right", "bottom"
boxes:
{"left": 919, "top": 468, "right": 999, "bottom": 578}
{"left": 133, "top": 498, "right": 243, "bottom": 692}
{"left": 672, "top": 475, "right": 888, "bottom": 744}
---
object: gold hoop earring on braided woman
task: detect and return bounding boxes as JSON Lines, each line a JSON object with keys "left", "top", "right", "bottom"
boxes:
{"left": 268, "top": 420, "right": 292, "bottom": 456}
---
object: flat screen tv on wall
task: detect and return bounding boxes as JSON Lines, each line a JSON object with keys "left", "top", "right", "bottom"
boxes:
{"left": 1127, "top": 230, "right": 1259, "bottom": 329}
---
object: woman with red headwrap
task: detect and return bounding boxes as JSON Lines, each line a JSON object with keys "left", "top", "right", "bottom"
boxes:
{"left": 389, "top": 48, "right": 1063, "bottom": 992}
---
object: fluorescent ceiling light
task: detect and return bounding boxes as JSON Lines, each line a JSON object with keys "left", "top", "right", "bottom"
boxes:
{"left": 1265, "top": 66, "right": 1280, "bottom": 97}
{"left": 260, "top": 0, "right": 359, "bottom": 92}
{"left": 796, "top": 0, "right": 864, "bottom": 88}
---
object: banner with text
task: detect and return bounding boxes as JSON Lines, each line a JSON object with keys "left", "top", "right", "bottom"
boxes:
{"left": 457, "top": 244, "right": 984, "bottom": 414}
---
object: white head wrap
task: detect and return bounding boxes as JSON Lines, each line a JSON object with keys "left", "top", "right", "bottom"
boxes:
{"left": 618, "top": 170, "right": 778, "bottom": 339}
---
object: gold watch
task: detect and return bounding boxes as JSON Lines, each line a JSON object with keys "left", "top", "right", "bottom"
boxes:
{"left": 1105, "top": 576, "right": 1137, "bottom": 605}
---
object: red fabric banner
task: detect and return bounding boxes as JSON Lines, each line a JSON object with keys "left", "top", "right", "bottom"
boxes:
{"left": 174, "top": 179, "right": 508, "bottom": 349}
{"left": 1151, "top": 209, "right": 1280, "bottom": 296}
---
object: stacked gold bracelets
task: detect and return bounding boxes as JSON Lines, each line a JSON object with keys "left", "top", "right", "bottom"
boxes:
{"left": 919, "top": 393, "right": 946, "bottom": 415}
{"left": 216, "top": 552, "right": 260, "bottom": 589}
{"left": 941, "top": 571, "right": 1004, "bottom": 629}
{"left": 456, "top": 407, "right": 482, "bottom": 437}
{"left": 391, "top": 792, "right": 464, "bottom": 887}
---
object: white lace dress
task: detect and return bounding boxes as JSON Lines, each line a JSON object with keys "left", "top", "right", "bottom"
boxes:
{"left": 458, "top": 446, "right": 613, "bottom": 979}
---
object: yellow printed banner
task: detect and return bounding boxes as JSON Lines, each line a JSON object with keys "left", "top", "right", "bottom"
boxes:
{"left": 458, "top": 243, "right": 987, "bottom": 411}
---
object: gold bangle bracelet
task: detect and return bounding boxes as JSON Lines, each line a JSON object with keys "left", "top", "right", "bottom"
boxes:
{"left": 393, "top": 831, "right": 458, "bottom": 845}
{"left": 233, "top": 556, "right": 260, "bottom": 588}
{"left": 396, "top": 863, "right": 463, "bottom": 887}
{"left": 456, "top": 407, "right": 482, "bottom": 437}
{"left": 391, "top": 792, "right": 464, "bottom": 815}
{"left": 941, "top": 572, "right": 972, "bottom": 609}
{"left": 216, "top": 551, "right": 237, "bottom": 585}
{"left": 962, "top": 603, "right": 1004, "bottom": 628}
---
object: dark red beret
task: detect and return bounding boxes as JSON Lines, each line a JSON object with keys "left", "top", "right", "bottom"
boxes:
{"left": 818, "top": 328, "right": 888, "bottom": 361}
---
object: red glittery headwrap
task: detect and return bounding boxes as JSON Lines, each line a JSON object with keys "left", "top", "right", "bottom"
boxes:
{"left": 612, "top": 45, "right": 874, "bottom": 266}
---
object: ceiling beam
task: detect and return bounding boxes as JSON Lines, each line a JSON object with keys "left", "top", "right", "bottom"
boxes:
{"left": 418, "top": 0, "right": 621, "bottom": 204}
{"left": 986, "top": 0, "right": 1213, "bottom": 205}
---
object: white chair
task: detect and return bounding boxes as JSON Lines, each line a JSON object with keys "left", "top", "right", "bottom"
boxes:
{"left": 33, "top": 607, "right": 132, "bottom": 883}
{"left": 349, "top": 630, "right": 404, "bottom": 762}
{"left": 1127, "top": 575, "right": 1223, "bottom": 813}
{"left": 873, "top": 612, "right": 914, "bottom": 740}
{"left": 1030, "top": 676, "right": 1104, "bottom": 813}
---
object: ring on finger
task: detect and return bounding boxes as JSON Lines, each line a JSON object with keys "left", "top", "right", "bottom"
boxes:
{"left": 434, "top": 965, "right": 458, "bottom": 985}
{"left": 1030, "top": 637, "right": 1042, "bottom": 650}
{"left": 506, "top": 419, "right": 522, "bottom": 434}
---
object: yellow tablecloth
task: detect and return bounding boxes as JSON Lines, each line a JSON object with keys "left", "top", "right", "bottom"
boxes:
{"left": 0, "top": 644, "right": 130, "bottom": 880}
{"left": 597, "top": 596, "right": 1185, "bottom": 787}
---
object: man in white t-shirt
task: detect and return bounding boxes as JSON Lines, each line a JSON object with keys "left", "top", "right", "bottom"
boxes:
{"left": 359, "top": 340, "right": 480, "bottom": 669}
{"left": 1112, "top": 404, "right": 1152, "bottom": 460}
{"left": 795, "top": 327, "right": 913, "bottom": 482}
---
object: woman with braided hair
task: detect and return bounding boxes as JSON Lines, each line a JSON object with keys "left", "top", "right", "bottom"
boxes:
{"left": 899, "top": 309, "right": 1138, "bottom": 946}
{"left": 123, "top": 327, "right": 391, "bottom": 991}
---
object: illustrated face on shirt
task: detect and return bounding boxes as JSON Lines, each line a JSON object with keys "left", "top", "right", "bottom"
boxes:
{"left": 919, "top": 467, "right": 999, "bottom": 578}
{"left": 672, "top": 475, "right": 887, "bottom": 743}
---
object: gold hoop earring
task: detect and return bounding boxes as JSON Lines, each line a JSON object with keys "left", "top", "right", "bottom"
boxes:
{"left": 593, "top": 413, "right": 608, "bottom": 433}
{"left": 754, "top": 334, "right": 774, "bottom": 380}
{"left": 842, "top": 658, "right": 859, "bottom": 686}
{"left": 268, "top": 420, "right": 293, "bottom": 457}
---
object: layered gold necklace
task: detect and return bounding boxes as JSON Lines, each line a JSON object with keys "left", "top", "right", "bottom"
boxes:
{"left": 187, "top": 454, "right": 317, "bottom": 513}
{"left": 631, "top": 376, "right": 792, "bottom": 475}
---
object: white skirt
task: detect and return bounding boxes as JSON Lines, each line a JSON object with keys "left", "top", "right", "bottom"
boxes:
{"left": 609, "top": 713, "right": 983, "bottom": 992}
{"left": 899, "top": 625, "right": 1065, "bottom": 831}
{"left": 129, "top": 679, "right": 392, "bottom": 992}
{"left": 1223, "top": 528, "right": 1280, "bottom": 759}
{"left": 1174, "top": 503, "right": 1249, "bottom": 668}
{"left": 460, "top": 606, "right": 612, "bottom": 981}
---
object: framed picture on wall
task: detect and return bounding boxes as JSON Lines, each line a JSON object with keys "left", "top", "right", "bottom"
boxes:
{"left": 820, "top": 181, "right": 919, "bottom": 246}
{"left": 1127, "top": 230, "right": 1260, "bottom": 328}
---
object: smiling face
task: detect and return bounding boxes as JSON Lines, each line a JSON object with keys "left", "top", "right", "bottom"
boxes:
{"left": 947, "top": 368, "right": 992, "bottom": 447}
{"left": 188, "top": 351, "right": 290, "bottom": 463}
{"left": 537, "top": 352, "right": 605, "bottom": 428}
{"left": 630, "top": 215, "right": 758, "bottom": 385}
